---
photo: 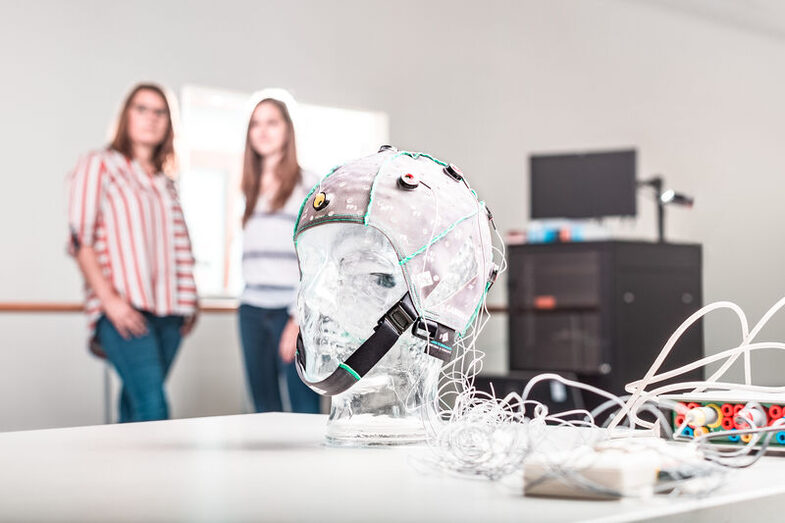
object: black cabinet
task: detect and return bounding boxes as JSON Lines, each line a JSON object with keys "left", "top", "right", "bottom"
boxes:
{"left": 507, "top": 241, "right": 703, "bottom": 404}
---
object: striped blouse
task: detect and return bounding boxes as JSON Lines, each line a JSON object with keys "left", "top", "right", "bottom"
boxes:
{"left": 67, "top": 149, "right": 198, "bottom": 338}
{"left": 241, "top": 170, "right": 317, "bottom": 315}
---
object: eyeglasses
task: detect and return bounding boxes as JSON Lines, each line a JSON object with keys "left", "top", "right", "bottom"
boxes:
{"left": 131, "top": 103, "right": 168, "bottom": 118}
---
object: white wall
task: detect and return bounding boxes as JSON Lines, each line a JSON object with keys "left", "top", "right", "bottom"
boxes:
{"left": 2, "top": 0, "right": 785, "bottom": 430}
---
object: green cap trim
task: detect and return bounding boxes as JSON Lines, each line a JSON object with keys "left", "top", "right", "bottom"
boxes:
{"left": 339, "top": 363, "right": 361, "bottom": 381}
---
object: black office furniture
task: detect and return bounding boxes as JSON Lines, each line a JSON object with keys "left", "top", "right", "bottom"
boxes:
{"left": 506, "top": 241, "right": 703, "bottom": 409}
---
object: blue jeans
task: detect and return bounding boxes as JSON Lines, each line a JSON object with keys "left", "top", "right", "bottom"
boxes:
{"left": 97, "top": 313, "right": 184, "bottom": 423}
{"left": 238, "top": 304, "right": 320, "bottom": 414}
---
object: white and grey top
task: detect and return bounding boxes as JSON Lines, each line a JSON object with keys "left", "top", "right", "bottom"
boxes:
{"left": 240, "top": 170, "right": 318, "bottom": 314}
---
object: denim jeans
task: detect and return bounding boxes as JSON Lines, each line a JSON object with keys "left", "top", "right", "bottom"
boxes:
{"left": 238, "top": 304, "right": 320, "bottom": 414}
{"left": 97, "top": 313, "right": 184, "bottom": 423}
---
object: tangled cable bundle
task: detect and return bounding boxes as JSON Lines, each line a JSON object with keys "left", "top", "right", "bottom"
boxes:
{"left": 421, "top": 246, "right": 785, "bottom": 496}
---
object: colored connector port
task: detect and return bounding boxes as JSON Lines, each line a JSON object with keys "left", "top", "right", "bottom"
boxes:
{"left": 694, "top": 426, "right": 709, "bottom": 436}
{"left": 682, "top": 426, "right": 694, "bottom": 438}
{"left": 777, "top": 432, "right": 785, "bottom": 445}
{"left": 721, "top": 417, "right": 734, "bottom": 430}
{"left": 705, "top": 404, "right": 723, "bottom": 429}
{"left": 733, "top": 404, "right": 749, "bottom": 429}
{"left": 728, "top": 431, "right": 740, "bottom": 443}
{"left": 687, "top": 402, "right": 700, "bottom": 410}
{"left": 721, "top": 404, "right": 734, "bottom": 417}
{"left": 741, "top": 434, "right": 753, "bottom": 443}
{"left": 769, "top": 405, "right": 783, "bottom": 421}
{"left": 675, "top": 414, "right": 685, "bottom": 427}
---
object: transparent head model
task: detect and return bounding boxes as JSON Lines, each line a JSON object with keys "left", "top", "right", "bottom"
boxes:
{"left": 297, "top": 223, "right": 442, "bottom": 444}
{"left": 293, "top": 146, "right": 496, "bottom": 446}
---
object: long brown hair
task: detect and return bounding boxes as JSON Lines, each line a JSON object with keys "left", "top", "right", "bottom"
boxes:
{"left": 110, "top": 83, "right": 177, "bottom": 175}
{"left": 241, "top": 98, "right": 301, "bottom": 226}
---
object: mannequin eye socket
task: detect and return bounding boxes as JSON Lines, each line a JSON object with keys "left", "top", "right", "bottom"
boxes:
{"left": 370, "top": 272, "right": 395, "bottom": 288}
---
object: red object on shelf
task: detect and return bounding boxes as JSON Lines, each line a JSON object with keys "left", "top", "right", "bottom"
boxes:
{"left": 534, "top": 296, "right": 557, "bottom": 309}
{"left": 722, "top": 417, "right": 734, "bottom": 430}
{"left": 769, "top": 405, "right": 783, "bottom": 422}
{"left": 721, "top": 404, "right": 734, "bottom": 417}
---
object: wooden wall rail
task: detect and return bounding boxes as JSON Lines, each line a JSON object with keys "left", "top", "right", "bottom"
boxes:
{"left": 0, "top": 302, "right": 508, "bottom": 314}
{"left": 0, "top": 300, "right": 237, "bottom": 313}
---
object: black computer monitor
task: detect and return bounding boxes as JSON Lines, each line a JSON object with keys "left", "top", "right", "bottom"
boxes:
{"left": 530, "top": 149, "right": 637, "bottom": 219}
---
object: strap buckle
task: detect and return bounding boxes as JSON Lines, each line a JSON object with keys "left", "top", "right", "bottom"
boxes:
{"left": 412, "top": 318, "right": 455, "bottom": 362}
{"left": 411, "top": 318, "right": 438, "bottom": 341}
{"left": 382, "top": 294, "right": 417, "bottom": 335}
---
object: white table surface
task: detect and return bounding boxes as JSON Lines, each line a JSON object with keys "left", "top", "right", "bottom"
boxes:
{"left": 1, "top": 413, "right": 785, "bottom": 522}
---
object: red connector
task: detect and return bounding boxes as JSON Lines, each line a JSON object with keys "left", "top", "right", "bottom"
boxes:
{"left": 722, "top": 417, "right": 734, "bottom": 430}
{"left": 731, "top": 404, "right": 745, "bottom": 429}
{"left": 768, "top": 405, "right": 783, "bottom": 422}
{"left": 721, "top": 404, "right": 734, "bottom": 417}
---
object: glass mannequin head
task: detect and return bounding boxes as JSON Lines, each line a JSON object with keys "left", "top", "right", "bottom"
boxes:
{"left": 296, "top": 223, "right": 441, "bottom": 445}
{"left": 292, "top": 147, "right": 497, "bottom": 446}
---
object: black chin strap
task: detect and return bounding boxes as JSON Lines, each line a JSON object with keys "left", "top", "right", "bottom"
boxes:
{"left": 295, "top": 292, "right": 455, "bottom": 396}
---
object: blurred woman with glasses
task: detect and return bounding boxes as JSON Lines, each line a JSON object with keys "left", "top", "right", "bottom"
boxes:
{"left": 67, "top": 83, "right": 198, "bottom": 422}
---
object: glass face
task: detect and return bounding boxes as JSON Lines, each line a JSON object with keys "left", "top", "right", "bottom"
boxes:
{"left": 296, "top": 223, "right": 407, "bottom": 381}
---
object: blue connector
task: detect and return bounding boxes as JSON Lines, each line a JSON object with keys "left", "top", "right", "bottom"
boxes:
{"left": 682, "top": 426, "right": 694, "bottom": 438}
{"left": 776, "top": 432, "right": 785, "bottom": 445}
{"left": 729, "top": 431, "right": 740, "bottom": 443}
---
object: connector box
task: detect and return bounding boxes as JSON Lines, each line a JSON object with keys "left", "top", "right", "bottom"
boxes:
{"left": 663, "top": 392, "right": 785, "bottom": 453}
